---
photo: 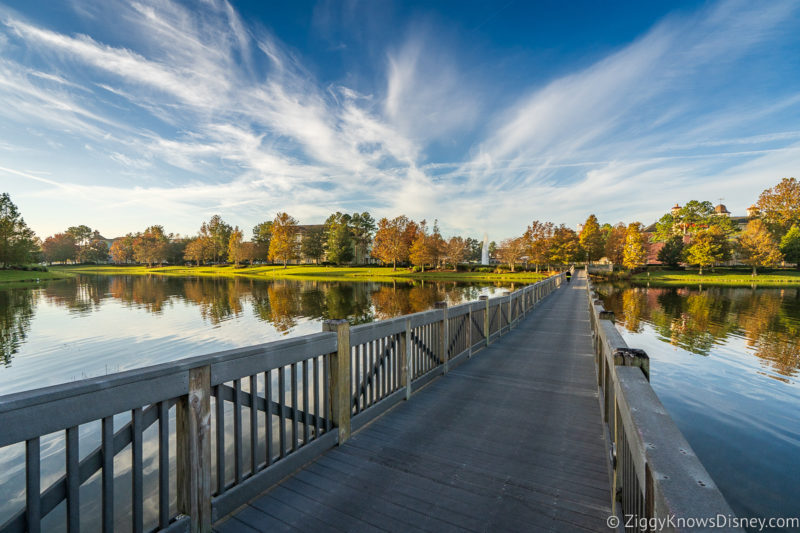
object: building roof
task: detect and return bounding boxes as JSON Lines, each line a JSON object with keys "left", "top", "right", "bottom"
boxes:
{"left": 714, "top": 203, "right": 730, "bottom": 214}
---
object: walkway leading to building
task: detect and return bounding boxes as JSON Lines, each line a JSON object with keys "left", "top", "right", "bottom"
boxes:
{"left": 217, "top": 273, "right": 612, "bottom": 532}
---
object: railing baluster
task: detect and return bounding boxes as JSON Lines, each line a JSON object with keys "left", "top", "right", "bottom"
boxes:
{"left": 250, "top": 374, "right": 258, "bottom": 474}
{"left": 291, "top": 362, "right": 299, "bottom": 452}
{"left": 368, "top": 340, "right": 375, "bottom": 407}
{"left": 265, "top": 370, "right": 273, "bottom": 466}
{"left": 158, "top": 401, "right": 169, "bottom": 530}
{"left": 102, "top": 415, "right": 114, "bottom": 533}
{"left": 313, "top": 358, "right": 320, "bottom": 437}
{"left": 26, "top": 437, "right": 41, "bottom": 533}
{"left": 215, "top": 384, "right": 225, "bottom": 493}
{"left": 303, "top": 359, "right": 310, "bottom": 444}
{"left": 324, "top": 356, "right": 331, "bottom": 432}
{"left": 360, "top": 343, "right": 366, "bottom": 410}
{"left": 233, "top": 378, "right": 243, "bottom": 484}
{"left": 66, "top": 425, "right": 79, "bottom": 533}
{"left": 278, "top": 367, "right": 286, "bottom": 458}
{"left": 132, "top": 407, "right": 143, "bottom": 533}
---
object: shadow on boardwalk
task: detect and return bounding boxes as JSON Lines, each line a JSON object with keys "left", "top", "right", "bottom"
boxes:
{"left": 217, "top": 274, "right": 611, "bottom": 532}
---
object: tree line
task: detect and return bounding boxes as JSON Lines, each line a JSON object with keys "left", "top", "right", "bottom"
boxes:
{"left": 1, "top": 177, "right": 798, "bottom": 274}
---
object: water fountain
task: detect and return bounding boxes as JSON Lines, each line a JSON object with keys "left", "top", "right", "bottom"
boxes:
{"left": 481, "top": 233, "right": 489, "bottom": 265}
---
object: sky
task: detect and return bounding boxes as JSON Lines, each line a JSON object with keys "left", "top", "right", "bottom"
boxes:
{"left": 0, "top": 0, "right": 799, "bottom": 240}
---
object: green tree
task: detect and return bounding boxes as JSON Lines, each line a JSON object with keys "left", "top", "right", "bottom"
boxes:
{"left": 350, "top": 212, "right": 376, "bottom": 264}
{"left": 657, "top": 236, "right": 684, "bottom": 268}
{"left": 268, "top": 212, "right": 299, "bottom": 267}
{"left": 653, "top": 200, "right": 736, "bottom": 240}
{"left": 622, "top": 222, "right": 647, "bottom": 270}
{"left": 579, "top": 214, "right": 605, "bottom": 263}
{"left": 206, "top": 215, "right": 232, "bottom": 263}
{"left": 757, "top": 177, "right": 800, "bottom": 238}
{"left": 779, "top": 225, "right": 800, "bottom": 268}
{"left": 737, "top": 220, "right": 783, "bottom": 276}
{"left": 325, "top": 212, "right": 354, "bottom": 265}
{"left": 252, "top": 220, "right": 273, "bottom": 255}
{"left": 133, "top": 226, "right": 170, "bottom": 267}
{"left": 300, "top": 227, "right": 325, "bottom": 264}
{"left": 0, "top": 193, "right": 38, "bottom": 267}
{"left": 684, "top": 226, "right": 730, "bottom": 274}
{"left": 85, "top": 237, "right": 109, "bottom": 263}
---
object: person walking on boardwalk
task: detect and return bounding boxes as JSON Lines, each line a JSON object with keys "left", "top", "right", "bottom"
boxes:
{"left": 565, "top": 269, "right": 572, "bottom": 283}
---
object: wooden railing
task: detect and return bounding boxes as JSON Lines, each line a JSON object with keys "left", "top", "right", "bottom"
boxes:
{"left": 586, "top": 275, "right": 742, "bottom": 532}
{"left": 0, "top": 273, "right": 564, "bottom": 533}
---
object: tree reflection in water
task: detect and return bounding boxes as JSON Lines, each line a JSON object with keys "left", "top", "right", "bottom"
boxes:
{"left": 598, "top": 284, "right": 800, "bottom": 377}
{"left": 0, "top": 288, "right": 35, "bottom": 366}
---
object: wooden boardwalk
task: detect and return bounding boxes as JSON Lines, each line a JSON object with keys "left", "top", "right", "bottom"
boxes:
{"left": 215, "top": 273, "right": 611, "bottom": 532}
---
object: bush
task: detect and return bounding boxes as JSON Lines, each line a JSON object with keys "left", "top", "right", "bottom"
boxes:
{"left": 411, "top": 266, "right": 422, "bottom": 273}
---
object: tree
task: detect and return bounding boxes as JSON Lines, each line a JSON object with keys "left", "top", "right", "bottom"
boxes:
{"left": 268, "top": 212, "right": 299, "bottom": 267}
{"left": 166, "top": 237, "right": 189, "bottom": 265}
{"left": 604, "top": 223, "right": 627, "bottom": 265}
{"left": 85, "top": 237, "right": 109, "bottom": 263}
{"left": 350, "top": 212, "right": 376, "bottom": 264}
{"left": 737, "top": 220, "right": 782, "bottom": 276}
{"left": 409, "top": 221, "right": 435, "bottom": 271}
{"left": 488, "top": 241, "right": 497, "bottom": 261}
{"left": 684, "top": 226, "right": 730, "bottom": 274}
{"left": 372, "top": 216, "right": 410, "bottom": 269}
{"left": 757, "top": 177, "right": 800, "bottom": 238}
{"left": 325, "top": 212, "right": 354, "bottom": 265}
{"left": 109, "top": 234, "right": 135, "bottom": 264}
{"left": 42, "top": 233, "right": 78, "bottom": 264}
{"left": 497, "top": 237, "right": 527, "bottom": 272}
{"left": 240, "top": 242, "right": 260, "bottom": 265}
{"left": 206, "top": 215, "right": 232, "bottom": 263}
{"left": 780, "top": 225, "right": 800, "bottom": 269}
{"left": 465, "top": 237, "right": 481, "bottom": 262}
{"left": 525, "top": 221, "right": 553, "bottom": 272}
{"left": 429, "top": 220, "right": 446, "bottom": 268}
{"left": 0, "top": 194, "right": 38, "bottom": 267}
{"left": 252, "top": 220, "right": 273, "bottom": 256}
{"left": 657, "top": 236, "right": 684, "bottom": 268}
{"left": 133, "top": 226, "right": 170, "bottom": 267}
{"left": 548, "top": 225, "right": 580, "bottom": 266}
{"left": 579, "top": 214, "right": 605, "bottom": 264}
{"left": 184, "top": 238, "right": 210, "bottom": 266}
{"left": 300, "top": 227, "right": 325, "bottom": 264}
{"left": 444, "top": 236, "right": 467, "bottom": 270}
{"left": 227, "top": 227, "right": 244, "bottom": 267}
{"left": 653, "top": 200, "right": 736, "bottom": 241}
{"left": 622, "top": 223, "right": 647, "bottom": 270}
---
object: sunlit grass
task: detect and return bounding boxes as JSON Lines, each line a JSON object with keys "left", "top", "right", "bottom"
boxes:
{"left": 53, "top": 264, "right": 549, "bottom": 283}
{"left": 631, "top": 269, "right": 800, "bottom": 285}
{"left": 0, "top": 269, "right": 74, "bottom": 285}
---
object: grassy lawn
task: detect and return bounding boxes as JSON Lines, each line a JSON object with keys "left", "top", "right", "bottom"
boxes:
{"left": 53, "top": 264, "right": 549, "bottom": 283}
{"left": 631, "top": 269, "right": 800, "bottom": 285}
{"left": 0, "top": 269, "right": 74, "bottom": 285}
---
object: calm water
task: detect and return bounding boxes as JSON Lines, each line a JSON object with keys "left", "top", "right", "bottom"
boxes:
{"left": 595, "top": 282, "right": 800, "bottom": 529}
{"left": 0, "top": 274, "right": 522, "bottom": 395}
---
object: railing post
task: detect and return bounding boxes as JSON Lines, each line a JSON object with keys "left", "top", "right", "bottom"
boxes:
{"left": 323, "top": 319, "right": 351, "bottom": 445}
{"left": 480, "top": 295, "right": 489, "bottom": 346}
{"left": 503, "top": 291, "right": 512, "bottom": 330}
{"left": 404, "top": 318, "right": 412, "bottom": 399}
{"left": 613, "top": 348, "right": 650, "bottom": 381}
{"left": 435, "top": 302, "right": 448, "bottom": 374}
{"left": 176, "top": 365, "right": 211, "bottom": 533}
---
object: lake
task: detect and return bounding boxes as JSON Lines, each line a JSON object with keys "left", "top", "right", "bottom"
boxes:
{"left": 595, "top": 281, "right": 800, "bottom": 530}
{"left": 0, "top": 274, "right": 523, "bottom": 395}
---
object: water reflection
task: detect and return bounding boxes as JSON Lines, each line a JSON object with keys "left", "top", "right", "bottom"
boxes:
{"left": 597, "top": 284, "right": 800, "bottom": 377}
{"left": 0, "top": 275, "right": 517, "bottom": 371}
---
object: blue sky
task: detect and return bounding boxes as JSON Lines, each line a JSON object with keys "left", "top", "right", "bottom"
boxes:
{"left": 1, "top": 0, "right": 799, "bottom": 240}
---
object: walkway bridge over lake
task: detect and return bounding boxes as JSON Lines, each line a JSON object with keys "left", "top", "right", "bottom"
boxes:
{"left": 0, "top": 272, "right": 740, "bottom": 532}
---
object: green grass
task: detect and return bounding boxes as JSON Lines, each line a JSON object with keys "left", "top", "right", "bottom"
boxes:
{"left": 53, "top": 264, "right": 548, "bottom": 283}
{"left": 631, "top": 269, "right": 800, "bottom": 285}
{"left": 0, "top": 269, "right": 74, "bottom": 286}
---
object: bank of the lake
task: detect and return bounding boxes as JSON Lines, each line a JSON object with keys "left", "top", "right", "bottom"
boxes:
{"left": 0, "top": 269, "right": 74, "bottom": 285}
{"left": 628, "top": 268, "right": 800, "bottom": 285}
{"left": 54, "top": 264, "right": 549, "bottom": 283}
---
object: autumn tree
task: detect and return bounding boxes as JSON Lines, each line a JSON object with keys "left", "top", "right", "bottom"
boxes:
{"left": 548, "top": 225, "right": 580, "bottom": 266}
{"left": 622, "top": 222, "right": 647, "bottom": 270}
{"left": 780, "top": 225, "right": 800, "bottom": 268}
{"left": 184, "top": 238, "right": 210, "bottom": 266}
{"left": 525, "top": 221, "right": 553, "bottom": 272}
{"left": 300, "top": 227, "right": 325, "bottom": 264}
{"left": 684, "top": 226, "right": 730, "bottom": 274}
{"left": 604, "top": 223, "right": 627, "bottom": 265}
{"left": 268, "top": 212, "right": 299, "bottom": 267}
{"left": 372, "top": 216, "right": 410, "bottom": 269}
{"left": 757, "top": 177, "right": 800, "bottom": 238}
{"left": 325, "top": 212, "right": 354, "bottom": 265}
{"left": 737, "top": 219, "right": 782, "bottom": 276}
{"left": 429, "top": 220, "right": 446, "bottom": 268}
{"left": 657, "top": 236, "right": 684, "bottom": 268}
{"left": 42, "top": 233, "right": 78, "bottom": 264}
{"left": 0, "top": 193, "right": 38, "bottom": 267}
{"left": 497, "top": 236, "right": 527, "bottom": 272}
{"left": 133, "top": 226, "right": 170, "bottom": 267}
{"left": 227, "top": 227, "right": 244, "bottom": 267}
{"left": 444, "top": 236, "right": 467, "bottom": 270}
{"left": 109, "top": 234, "right": 135, "bottom": 264}
{"left": 579, "top": 214, "right": 605, "bottom": 264}
{"left": 409, "top": 221, "right": 436, "bottom": 271}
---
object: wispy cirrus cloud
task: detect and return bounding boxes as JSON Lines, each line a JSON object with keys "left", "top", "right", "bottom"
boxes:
{"left": 0, "top": 0, "right": 798, "bottom": 240}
